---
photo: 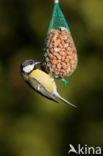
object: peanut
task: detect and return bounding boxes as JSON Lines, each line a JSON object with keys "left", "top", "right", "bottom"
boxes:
{"left": 52, "top": 60, "right": 58, "bottom": 65}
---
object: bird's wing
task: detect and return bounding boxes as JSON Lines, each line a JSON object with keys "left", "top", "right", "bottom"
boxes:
{"left": 28, "top": 77, "right": 59, "bottom": 103}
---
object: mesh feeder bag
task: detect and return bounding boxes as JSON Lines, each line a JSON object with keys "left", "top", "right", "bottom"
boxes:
{"left": 41, "top": 0, "right": 78, "bottom": 84}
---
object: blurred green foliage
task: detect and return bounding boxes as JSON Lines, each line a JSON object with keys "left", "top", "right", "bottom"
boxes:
{"left": 0, "top": 0, "right": 103, "bottom": 156}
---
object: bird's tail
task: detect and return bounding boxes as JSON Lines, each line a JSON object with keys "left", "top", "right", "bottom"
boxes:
{"left": 55, "top": 93, "right": 77, "bottom": 108}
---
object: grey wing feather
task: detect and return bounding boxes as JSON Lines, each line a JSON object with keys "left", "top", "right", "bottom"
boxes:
{"left": 28, "top": 77, "right": 59, "bottom": 103}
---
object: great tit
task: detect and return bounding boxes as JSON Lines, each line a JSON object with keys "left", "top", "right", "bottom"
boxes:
{"left": 20, "top": 59, "right": 76, "bottom": 108}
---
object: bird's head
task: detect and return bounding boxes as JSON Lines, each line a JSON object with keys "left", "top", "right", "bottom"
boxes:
{"left": 20, "top": 59, "right": 40, "bottom": 75}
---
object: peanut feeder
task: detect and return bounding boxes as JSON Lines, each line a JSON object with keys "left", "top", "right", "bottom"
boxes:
{"left": 41, "top": 0, "right": 78, "bottom": 84}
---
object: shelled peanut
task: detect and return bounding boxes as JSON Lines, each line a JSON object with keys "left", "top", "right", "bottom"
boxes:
{"left": 41, "top": 27, "right": 77, "bottom": 78}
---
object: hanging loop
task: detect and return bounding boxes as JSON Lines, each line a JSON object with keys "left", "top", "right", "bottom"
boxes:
{"left": 54, "top": 0, "right": 59, "bottom": 3}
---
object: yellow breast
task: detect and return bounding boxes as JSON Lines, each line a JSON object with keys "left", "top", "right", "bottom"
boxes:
{"left": 29, "top": 69, "right": 54, "bottom": 93}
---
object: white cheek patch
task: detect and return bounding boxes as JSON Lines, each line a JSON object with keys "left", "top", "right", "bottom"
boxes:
{"left": 23, "top": 64, "right": 34, "bottom": 73}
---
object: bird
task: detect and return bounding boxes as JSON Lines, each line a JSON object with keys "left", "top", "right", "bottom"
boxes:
{"left": 20, "top": 59, "right": 77, "bottom": 108}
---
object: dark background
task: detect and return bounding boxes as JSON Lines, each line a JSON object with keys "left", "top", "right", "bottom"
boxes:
{"left": 0, "top": 0, "right": 103, "bottom": 156}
